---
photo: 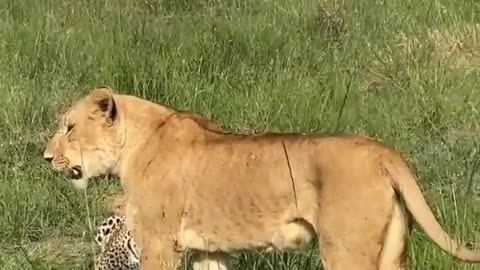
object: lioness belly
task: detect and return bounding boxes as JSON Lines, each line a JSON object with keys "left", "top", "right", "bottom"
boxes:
{"left": 179, "top": 219, "right": 316, "bottom": 253}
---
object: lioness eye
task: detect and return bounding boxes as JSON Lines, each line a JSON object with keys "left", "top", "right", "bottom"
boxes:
{"left": 67, "top": 124, "right": 75, "bottom": 133}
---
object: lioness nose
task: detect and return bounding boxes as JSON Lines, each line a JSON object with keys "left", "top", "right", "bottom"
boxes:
{"left": 43, "top": 151, "right": 54, "bottom": 162}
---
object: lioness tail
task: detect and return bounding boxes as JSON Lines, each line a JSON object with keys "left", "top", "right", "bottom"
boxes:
{"left": 384, "top": 157, "right": 480, "bottom": 263}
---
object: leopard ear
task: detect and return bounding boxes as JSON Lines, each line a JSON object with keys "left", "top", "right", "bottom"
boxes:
{"left": 90, "top": 86, "right": 117, "bottom": 124}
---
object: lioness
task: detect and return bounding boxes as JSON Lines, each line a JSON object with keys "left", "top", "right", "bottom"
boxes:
{"left": 43, "top": 86, "right": 480, "bottom": 270}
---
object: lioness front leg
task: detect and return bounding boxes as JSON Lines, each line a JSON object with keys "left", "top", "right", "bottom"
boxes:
{"left": 140, "top": 237, "right": 182, "bottom": 270}
{"left": 192, "top": 252, "right": 229, "bottom": 270}
{"left": 132, "top": 180, "right": 186, "bottom": 270}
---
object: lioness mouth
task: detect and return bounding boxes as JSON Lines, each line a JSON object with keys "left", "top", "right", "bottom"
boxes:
{"left": 70, "top": 166, "right": 83, "bottom": 179}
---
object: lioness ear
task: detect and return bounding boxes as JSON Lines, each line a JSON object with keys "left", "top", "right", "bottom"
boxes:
{"left": 91, "top": 86, "right": 117, "bottom": 124}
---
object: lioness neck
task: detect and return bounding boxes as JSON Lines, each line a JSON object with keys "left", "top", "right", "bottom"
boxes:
{"left": 114, "top": 94, "right": 175, "bottom": 185}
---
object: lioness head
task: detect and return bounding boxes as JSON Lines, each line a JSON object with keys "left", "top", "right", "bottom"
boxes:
{"left": 43, "top": 86, "right": 122, "bottom": 189}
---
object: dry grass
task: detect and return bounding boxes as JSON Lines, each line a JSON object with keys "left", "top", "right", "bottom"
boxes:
{"left": 25, "top": 236, "right": 94, "bottom": 263}
{"left": 362, "top": 23, "right": 480, "bottom": 92}
{"left": 398, "top": 24, "right": 480, "bottom": 69}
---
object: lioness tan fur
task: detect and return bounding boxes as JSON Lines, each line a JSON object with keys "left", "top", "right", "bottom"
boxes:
{"left": 43, "top": 86, "right": 480, "bottom": 270}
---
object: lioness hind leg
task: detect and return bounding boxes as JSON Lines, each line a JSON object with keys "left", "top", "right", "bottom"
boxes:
{"left": 378, "top": 202, "right": 410, "bottom": 270}
{"left": 319, "top": 246, "right": 378, "bottom": 270}
{"left": 317, "top": 227, "right": 384, "bottom": 270}
{"left": 192, "top": 252, "right": 229, "bottom": 270}
{"left": 316, "top": 197, "right": 392, "bottom": 269}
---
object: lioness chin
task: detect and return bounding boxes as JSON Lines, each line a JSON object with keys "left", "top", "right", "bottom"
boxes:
{"left": 43, "top": 86, "right": 480, "bottom": 270}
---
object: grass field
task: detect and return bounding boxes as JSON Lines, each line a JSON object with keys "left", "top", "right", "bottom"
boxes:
{"left": 0, "top": 0, "right": 480, "bottom": 269}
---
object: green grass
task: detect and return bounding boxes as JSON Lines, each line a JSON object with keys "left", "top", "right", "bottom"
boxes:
{"left": 0, "top": 0, "right": 480, "bottom": 269}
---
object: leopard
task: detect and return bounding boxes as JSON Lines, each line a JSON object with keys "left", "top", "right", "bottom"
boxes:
{"left": 94, "top": 214, "right": 139, "bottom": 270}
